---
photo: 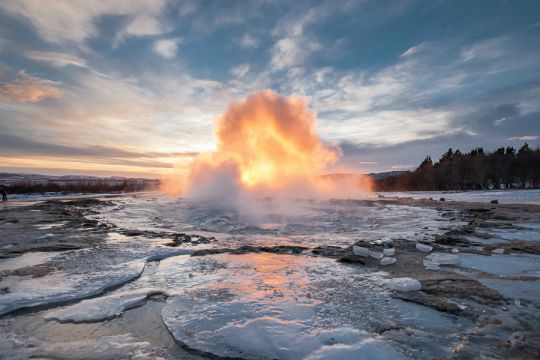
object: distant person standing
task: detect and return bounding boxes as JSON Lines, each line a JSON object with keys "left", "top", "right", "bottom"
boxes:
{"left": 1, "top": 188, "right": 7, "bottom": 202}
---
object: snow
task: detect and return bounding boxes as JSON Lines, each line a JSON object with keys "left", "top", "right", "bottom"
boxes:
{"left": 381, "top": 189, "right": 540, "bottom": 204}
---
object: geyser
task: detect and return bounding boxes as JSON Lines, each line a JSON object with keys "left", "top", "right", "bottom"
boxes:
{"left": 164, "top": 90, "right": 371, "bottom": 198}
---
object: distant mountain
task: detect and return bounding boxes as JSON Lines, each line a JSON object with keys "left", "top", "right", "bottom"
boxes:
{"left": 0, "top": 173, "right": 159, "bottom": 194}
{"left": 367, "top": 171, "right": 410, "bottom": 180}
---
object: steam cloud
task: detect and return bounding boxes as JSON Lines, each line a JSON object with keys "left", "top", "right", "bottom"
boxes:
{"left": 163, "top": 90, "right": 372, "bottom": 200}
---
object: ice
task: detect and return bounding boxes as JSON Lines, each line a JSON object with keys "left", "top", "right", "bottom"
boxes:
{"left": 479, "top": 279, "right": 540, "bottom": 306}
{"left": 0, "top": 260, "right": 145, "bottom": 316}
{"left": 456, "top": 253, "right": 540, "bottom": 277}
{"left": 491, "top": 248, "right": 505, "bottom": 254}
{"left": 425, "top": 253, "right": 460, "bottom": 265}
{"left": 416, "top": 243, "right": 433, "bottom": 253}
{"left": 369, "top": 250, "right": 384, "bottom": 259}
{"left": 387, "top": 278, "right": 422, "bottom": 291}
{"left": 0, "top": 251, "right": 63, "bottom": 272}
{"left": 380, "top": 257, "right": 396, "bottom": 266}
{"left": 161, "top": 253, "right": 465, "bottom": 359}
{"left": 305, "top": 336, "right": 408, "bottom": 360}
{"left": 45, "top": 288, "right": 168, "bottom": 323}
{"left": 353, "top": 245, "right": 370, "bottom": 257}
{"left": 36, "top": 222, "right": 67, "bottom": 230}
{"left": 0, "top": 333, "right": 158, "bottom": 360}
{"left": 381, "top": 189, "right": 540, "bottom": 204}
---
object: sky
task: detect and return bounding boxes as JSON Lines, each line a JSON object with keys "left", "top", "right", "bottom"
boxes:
{"left": 0, "top": 0, "right": 539, "bottom": 178}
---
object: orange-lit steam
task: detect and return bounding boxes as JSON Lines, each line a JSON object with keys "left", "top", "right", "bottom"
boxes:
{"left": 216, "top": 91, "right": 338, "bottom": 189}
{"left": 163, "top": 90, "right": 372, "bottom": 198}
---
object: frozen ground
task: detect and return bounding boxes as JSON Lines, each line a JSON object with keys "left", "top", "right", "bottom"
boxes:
{"left": 1, "top": 194, "right": 539, "bottom": 359}
{"left": 382, "top": 188, "right": 540, "bottom": 204}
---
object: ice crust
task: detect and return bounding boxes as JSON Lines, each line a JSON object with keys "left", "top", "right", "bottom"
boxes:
{"left": 45, "top": 288, "right": 168, "bottom": 323}
{"left": 0, "top": 333, "right": 158, "bottom": 360}
{"left": 161, "top": 253, "right": 462, "bottom": 359}
{"left": 0, "top": 260, "right": 145, "bottom": 315}
{"left": 456, "top": 253, "right": 540, "bottom": 277}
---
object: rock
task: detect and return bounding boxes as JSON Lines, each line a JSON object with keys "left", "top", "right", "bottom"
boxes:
{"left": 440, "top": 197, "right": 446, "bottom": 201}
{"left": 393, "top": 293, "right": 462, "bottom": 313}
{"left": 337, "top": 253, "right": 366, "bottom": 264}
{"left": 451, "top": 248, "right": 459, "bottom": 253}
{"left": 491, "top": 248, "right": 505, "bottom": 254}
{"left": 387, "top": 277, "right": 422, "bottom": 291}
{"left": 380, "top": 257, "right": 396, "bottom": 266}
{"left": 490, "top": 199, "right": 499, "bottom": 204}
{"left": 383, "top": 248, "right": 395, "bottom": 256}
{"left": 486, "top": 240, "right": 540, "bottom": 255}
{"left": 352, "top": 245, "right": 370, "bottom": 257}
{"left": 416, "top": 243, "right": 433, "bottom": 253}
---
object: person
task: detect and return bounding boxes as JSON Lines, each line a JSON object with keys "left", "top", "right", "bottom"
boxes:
{"left": 1, "top": 188, "right": 7, "bottom": 202}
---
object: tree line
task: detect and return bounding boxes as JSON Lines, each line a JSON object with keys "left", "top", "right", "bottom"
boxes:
{"left": 375, "top": 143, "right": 540, "bottom": 191}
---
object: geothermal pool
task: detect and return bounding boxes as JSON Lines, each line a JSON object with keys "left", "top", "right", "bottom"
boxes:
{"left": 1, "top": 194, "right": 539, "bottom": 359}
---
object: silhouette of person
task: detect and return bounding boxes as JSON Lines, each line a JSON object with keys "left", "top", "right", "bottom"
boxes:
{"left": 1, "top": 188, "right": 7, "bottom": 202}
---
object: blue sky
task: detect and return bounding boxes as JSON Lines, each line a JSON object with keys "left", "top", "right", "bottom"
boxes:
{"left": 0, "top": 0, "right": 539, "bottom": 177}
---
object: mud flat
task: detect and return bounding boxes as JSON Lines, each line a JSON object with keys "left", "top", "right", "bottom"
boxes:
{"left": 1, "top": 195, "right": 539, "bottom": 359}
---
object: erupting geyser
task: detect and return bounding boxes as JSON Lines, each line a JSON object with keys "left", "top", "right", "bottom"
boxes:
{"left": 164, "top": 90, "right": 372, "bottom": 198}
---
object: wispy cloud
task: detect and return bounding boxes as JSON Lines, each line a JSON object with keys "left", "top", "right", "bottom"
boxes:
{"left": 0, "top": 0, "right": 167, "bottom": 44}
{"left": 230, "top": 63, "right": 250, "bottom": 78}
{"left": 507, "top": 135, "right": 539, "bottom": 141}
{"left": 24, "top": 51, "right": 88, "bottom": 68}
{"left": 0, "top": 70, "right": 61, "bottom": 103}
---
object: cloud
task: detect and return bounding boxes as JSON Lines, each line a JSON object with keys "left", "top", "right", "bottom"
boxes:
{"left": 0, "top": 132, "right": 197, "bottom": 161}
{"left": 0, "top": 0, "right": 167, "bottom": 44}
{"left": 493, "top": 117, "right": 507, "bottom": 126}
{"left": 400, "top": 42, "right": 426, "bottom": 57}
{"left": 230, "top": 63, "right": 250, "bottom": 78}
{"left": 461, "top": 37, "right": 508, "bottom": 62}
{"left": 238, "top": 33, "right": 259, "bottom": 48}
{"left": 153, "top": 38, "right": 181, "bottom": 59}
{"left": 24, "top": 50, "right": 88, "bottom": 68}
{"left": 269, "top": 4, "right": 331, "bottom": 71}
{"left": 0, "top": 70, "right": 61, "bottom": 103}
{"left": 507, "top": 135, "right": 539, "bottom": 141}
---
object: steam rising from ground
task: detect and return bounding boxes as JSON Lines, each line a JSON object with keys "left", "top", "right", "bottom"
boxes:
{"left": 163, "top": 91, "right": 372, "bottom": 202}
